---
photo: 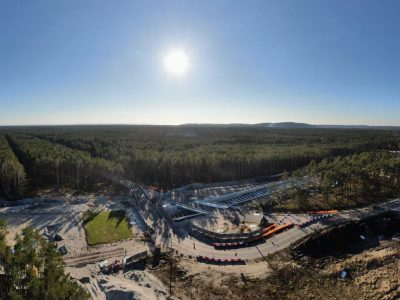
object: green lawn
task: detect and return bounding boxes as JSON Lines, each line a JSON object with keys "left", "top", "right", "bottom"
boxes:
{"left": 83, "top": 210, "right": 133, "bottom": 245}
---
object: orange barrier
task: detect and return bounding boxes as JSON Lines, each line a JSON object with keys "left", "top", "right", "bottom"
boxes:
{"left": 307, "top": 210, "right": 337, "bottom": 215}
{"left": 245, "top": 233, "right": 262, "bottom": 244}
{"left": 213, "top": 223, "right": 294, "bottom": 248}
{"left": 259, "top": 224, "right": 277, "bottom": 234}
{"left": 213, "top": 224, "right": 276, "bottom": 248}
{"left": 262, "top": 223, "right": 294, "bottom": 238}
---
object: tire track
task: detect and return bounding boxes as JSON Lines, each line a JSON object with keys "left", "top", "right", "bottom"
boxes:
{"left": 64, "top": 247, "right": 125, "bottom": 267}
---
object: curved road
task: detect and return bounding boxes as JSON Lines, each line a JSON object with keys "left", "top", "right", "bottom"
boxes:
{"left": 164, "top": 199, "right": 400, "bottom": 260}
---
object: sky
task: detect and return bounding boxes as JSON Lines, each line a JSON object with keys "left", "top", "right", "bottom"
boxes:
{"left": 1, "top": 0, "right": 400, "bottom": 126}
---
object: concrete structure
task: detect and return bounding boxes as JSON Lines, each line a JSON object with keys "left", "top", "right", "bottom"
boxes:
{"left": 194, "top": 179, "right": 301, "bottom": 209}
{"left": 162, "top": 203, "right": 207, "bottom": 224}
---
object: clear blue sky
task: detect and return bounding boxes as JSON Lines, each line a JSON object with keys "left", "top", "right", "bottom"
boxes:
{"left": 1, "top": 0, "right": 400, "bottom": 125}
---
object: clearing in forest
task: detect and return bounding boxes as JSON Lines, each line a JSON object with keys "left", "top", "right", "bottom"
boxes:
{"left": 83, "top": 210, "right": 133, "bottom": 245}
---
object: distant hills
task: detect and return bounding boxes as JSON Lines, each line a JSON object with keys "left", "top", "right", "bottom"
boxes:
{"left": 257, "top": 122, "right": 315, "bottom": 128}
{"left": 1, "top": 122, "right": 399, "bottom": 129}
{"left": 181, "top": 122, "right": 400, "bottom": 129}
{"left": 255, "top": 122, "right": 375, "bottom": 129}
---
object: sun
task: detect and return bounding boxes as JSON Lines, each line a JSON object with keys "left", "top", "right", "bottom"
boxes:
{"left": 163, "top": 49, "right": 190, "bottom": 76}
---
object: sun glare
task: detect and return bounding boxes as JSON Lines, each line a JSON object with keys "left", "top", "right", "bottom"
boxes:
{"left": 164, "top": 49, "right": 190, "bottom": 77}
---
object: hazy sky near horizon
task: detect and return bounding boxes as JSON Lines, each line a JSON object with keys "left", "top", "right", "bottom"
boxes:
{"left": 1, "top": 0, "right": 400, "bottom": 126}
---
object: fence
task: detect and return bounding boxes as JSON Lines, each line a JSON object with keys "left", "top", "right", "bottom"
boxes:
{"left": 123, "top": 250, "right": 148, "bottom": 265}
{"left": 189, "top": 223, "right": 260, "bottom": 242}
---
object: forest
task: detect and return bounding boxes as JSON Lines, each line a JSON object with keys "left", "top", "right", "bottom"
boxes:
{"left": 10, "top": 133, "right": 122, "bottom": 190}
{"left": 0, "top": 220, "right": 89, "bottom": 299}
{"left": 0, "top": 134, "right": 26, "bottom": 199}
{"left": 1, "top": 125, "right": 400, "bottom": 199}
{"left": 274, "top": 150, "right": 400, "bottom": 211}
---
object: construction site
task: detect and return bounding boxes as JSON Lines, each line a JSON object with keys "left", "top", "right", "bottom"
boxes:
{"left": 1, "top": 177, "right": 400, "bottom": 300}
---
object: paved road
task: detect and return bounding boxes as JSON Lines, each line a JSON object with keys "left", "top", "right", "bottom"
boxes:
{"left": 168, "top": 223, "right": 316, "bottom": 260}
{"left": 167, "top": 198, "right": 400, "bottom": 260}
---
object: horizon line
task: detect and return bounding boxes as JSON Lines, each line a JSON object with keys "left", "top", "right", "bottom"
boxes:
{"left": 0, "top": 122, "right": 399, "bottom": 128}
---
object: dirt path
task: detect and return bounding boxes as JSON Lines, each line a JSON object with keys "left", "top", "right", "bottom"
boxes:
{"left": 64, "top": 247, "right": 126, "bottom": 267}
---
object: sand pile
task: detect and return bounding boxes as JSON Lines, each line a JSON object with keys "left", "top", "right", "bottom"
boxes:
{"left": 71, "top": 268, "right": 170, "bottom": 300}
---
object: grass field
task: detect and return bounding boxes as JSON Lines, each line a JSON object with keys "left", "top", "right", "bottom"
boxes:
{"left": 83, "top": 210, "right": 133, "bottom": 245}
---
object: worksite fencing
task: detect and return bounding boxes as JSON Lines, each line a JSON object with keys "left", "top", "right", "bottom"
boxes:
{"left": 212, "top": 223, "right": 295, "bottom": 248}
{"left": 298, "top": 214, "right": 334, "bottom": 228}
{"left": 189, "top": 223, "right": 260, "bottom": 242}
{"left": 123, "top": 250, "right": 148, "bottom": 265}
{"left": 197, "top": 255, "right": 245, "bottom": 264}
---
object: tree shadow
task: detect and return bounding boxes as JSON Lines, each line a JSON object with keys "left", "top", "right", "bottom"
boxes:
{"left": 82, "top": 210, "right": 100, "bottom": 226}
{"left": 107, "top": 210, "right": 127, "bottom": 227}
